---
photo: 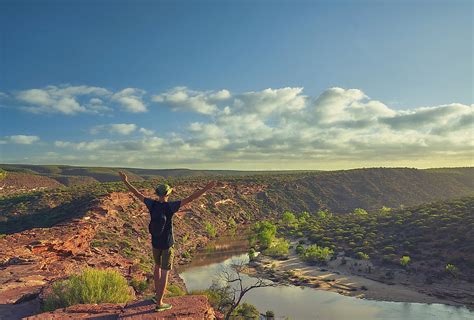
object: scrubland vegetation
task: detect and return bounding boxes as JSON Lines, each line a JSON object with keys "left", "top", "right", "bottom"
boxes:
{"left": 261, "top": 196, "right": 474, "bottom": 282}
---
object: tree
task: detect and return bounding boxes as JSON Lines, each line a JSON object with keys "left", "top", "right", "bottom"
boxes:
{"left": 219, "top": 261, "right": 278, "bottom": 320}
{"left": 252, "top": 221, "right": 277, "bottom": 249}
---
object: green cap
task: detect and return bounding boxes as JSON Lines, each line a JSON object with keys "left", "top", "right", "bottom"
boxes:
{"left": 155, "top": 184, "right": 172, "bottom": 196}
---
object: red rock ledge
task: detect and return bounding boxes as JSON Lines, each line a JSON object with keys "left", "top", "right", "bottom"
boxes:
{"left": 24, "top": 295, "right": 219, "bottom": 320}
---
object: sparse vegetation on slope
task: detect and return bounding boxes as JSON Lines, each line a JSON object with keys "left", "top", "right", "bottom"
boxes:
{"left": 278, "top": 196, "right": 474, "bottom": 281}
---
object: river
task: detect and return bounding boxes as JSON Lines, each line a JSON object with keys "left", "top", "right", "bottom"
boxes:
{"left": 178, "top": 232, "right": 474, "bottom": 320}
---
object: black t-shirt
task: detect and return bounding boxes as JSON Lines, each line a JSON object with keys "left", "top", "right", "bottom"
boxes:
{"left": 144, "top": 198, "right": 181, "bottom": 249}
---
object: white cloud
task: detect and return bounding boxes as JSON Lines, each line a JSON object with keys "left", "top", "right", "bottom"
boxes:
{"left": 139, "top": 128, "right": 154, "bottom": 135}
{"left": 55, "top": 139, "right": 110, "bottom": 151}
{"left": 152, "top": 87, "right": 229, "bottom": 115}
{"left": 13, "top": 85, "right": 148, "bottom": 115}
{"left": 233, "top": 87, "right": 306, "bottom": 116}
{"left": 90, "top": 123, "right": 137, "bottom": 135}
{"left": 380, "top": 103, "right": 471, "bottom": 130}
{"left": 7, "top": 86, "right": 474, "bottom": 168}
{"left": 1, "top": 135, "right": 40, "bottom": 144}
{"left": 112, "top": 88, "right": 147, "bottom": 113}
{"left": 16, "top": 85, "right": 111, "bottom": 115}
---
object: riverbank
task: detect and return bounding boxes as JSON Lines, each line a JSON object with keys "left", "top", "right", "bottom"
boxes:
{"left": 247, "top": 241, "right": 474, "bottom": 310}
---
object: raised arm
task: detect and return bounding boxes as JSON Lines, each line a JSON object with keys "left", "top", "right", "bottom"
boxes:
{"left": 181, "top": 181, "right": 216, "bottom": 207}
{"left": 118, "top": 171, "right": 145, "bottom": 202}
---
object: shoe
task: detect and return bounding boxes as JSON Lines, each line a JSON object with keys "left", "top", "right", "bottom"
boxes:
{"left": 150, "top": 296, "right": 157, "bottom": 303}
{"left": 155, "top": 303, "right": 172, "bottom": 312}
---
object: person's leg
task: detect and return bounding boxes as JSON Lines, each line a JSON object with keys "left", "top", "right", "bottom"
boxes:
{"left": 152, "top": 248, "right": 163, "bottom": 302}
{"left": 155, "top": 247, "right": 174, "bottom": 310}
{"left": 154, "top": 264, "right": 161, "bottom": 299}
{"left": 156, "top": 269, "right": 169, "bottom": 305}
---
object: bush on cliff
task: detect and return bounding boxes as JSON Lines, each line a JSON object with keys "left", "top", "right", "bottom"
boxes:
{"left": 42, "top": 268, "right": 133, "bottom": 311}
{"left": 231, "top": 302, "right": 260, "bottom": 319}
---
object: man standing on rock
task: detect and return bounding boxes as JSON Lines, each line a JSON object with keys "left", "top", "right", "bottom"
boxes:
{"left": 118, "top": 171, "right": 216, "bottom": 312}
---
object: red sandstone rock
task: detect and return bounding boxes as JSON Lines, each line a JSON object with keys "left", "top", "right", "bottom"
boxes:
{"left": 24, "top": 296, "right": 218, "bottom": 320}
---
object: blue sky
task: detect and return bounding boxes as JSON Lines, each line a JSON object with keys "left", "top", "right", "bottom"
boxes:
{"left": 0, "top": 0, "right": 472, "bottom": 170}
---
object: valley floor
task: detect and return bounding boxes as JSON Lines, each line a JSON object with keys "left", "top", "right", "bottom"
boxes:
{"left": 248, "top": 241, "right": 474, "bottom": 310}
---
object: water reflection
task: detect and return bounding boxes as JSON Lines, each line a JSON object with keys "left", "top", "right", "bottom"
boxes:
{"left": 178, "top": 231, "right": 250, "bottom": 272}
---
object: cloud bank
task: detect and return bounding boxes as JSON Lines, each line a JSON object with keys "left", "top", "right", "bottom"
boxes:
{"left": 0, "top": 135, "right": 40, "bottom": 145}
{"left": 11, "top": 85, "right": 147, "bottom": 115}
{"left": 3, "top": 85, "right": 473, "bottom": 169}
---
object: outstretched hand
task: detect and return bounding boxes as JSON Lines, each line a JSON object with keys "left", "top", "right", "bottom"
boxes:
{"left": 118, "top": 171, "right": 128, "bottom": 182}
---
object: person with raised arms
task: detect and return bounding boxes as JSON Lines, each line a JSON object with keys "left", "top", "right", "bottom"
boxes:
{"left": 119, "top": 171, "right": 216, "bottom": 312}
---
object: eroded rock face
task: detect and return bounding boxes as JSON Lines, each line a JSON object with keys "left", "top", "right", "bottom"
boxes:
{"left": 24, "top": 295, "right": 219, "bottom": 320}
{"left": 0, "top": 193, "right": 137, "bottom": 307}
{"left": 0, "top": 184, "right": 265, "bottom": 318}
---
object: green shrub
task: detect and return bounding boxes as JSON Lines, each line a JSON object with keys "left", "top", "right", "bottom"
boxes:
{"left": 165, "top": 284, "right": 186, "bottom": 297}
{"left": 298, "top": 211, "right": 310, "bottom": 224}
{"left": 400, "top": 256, "right": 411, "bottom": 267}
{"left": 282, "top": 211, "right": 297, "bottom": 227}
{"left": 379, "top": 206, "right": 391, "bottom": 214}
{"left": 301, "top": 245, "right": 333, "bottom": 263}
{"left": 231, "top": 302, "right": 260, "bottom": 319}
{"left": 42, "top": 268, "right": 132, "bottom": 311}
{"left": 356, "top": 252, "right": 370, "bottom": 260}
{"left": 295, "top": 244, "right": 305, "bottom": 255}
{"left": 264, "top": 238, "right": 289, "bottom": 258}
{"left": 182, "top": 233, "right": 190, "bottom": 243}
{"left": 316, "top": 209, "right": 330, "bottom": 219}
{"left": 228, "top": 217, "right": 237, "bottom": 229}
{"left": 0, "top": 169, "right": 6, "bottom": 181}
{"left": 353, "top": 208, "right": 368, "bottom": 215}
{"left": 248, "top": 248, "right": 256, "bottom": 261}
{"left": 445, "top": 263, "right": 459, "bottom": 277}
{"left": 205, "top": 222, "right": 217, "bottom": 238}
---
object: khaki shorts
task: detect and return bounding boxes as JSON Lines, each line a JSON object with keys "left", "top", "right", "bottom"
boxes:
{"left": 152, "top": 247, "right": 174, "bottom": 270}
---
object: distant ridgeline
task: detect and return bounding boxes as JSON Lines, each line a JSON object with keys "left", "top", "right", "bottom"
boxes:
{"left": 0, "top": 165, "right": 473, "bottom": 233}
